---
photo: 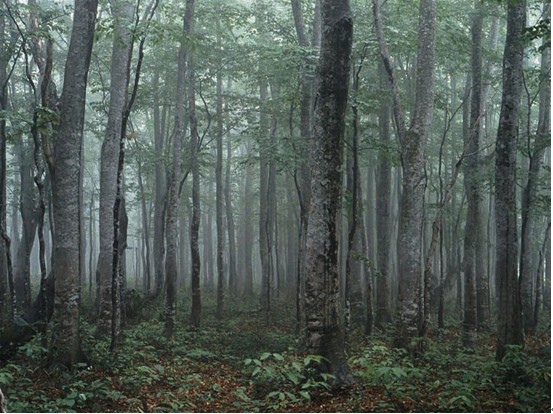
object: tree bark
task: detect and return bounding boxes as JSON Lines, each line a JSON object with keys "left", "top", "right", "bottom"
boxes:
{"left": 49, "top": 0, "right": 98, "bottom": 367}
{"left": 374, "top": 0, "right": 436, "bottom": 352}
{"left": 215, "top": 12, "right": 225, "bottom": 317}
{"left": 519, "top": 2, "right": 550, "bottom": 334}
{"left": 495, "top": 0, "right": 526, "bottom": 361}
{"left": 164, "top": 0, "right": 192, "bottom": 338}
{"left": 375, "top": 62, "right": 392, "bottom": 328}
{"left": 304, "top": 0, "right": 354, "bottom": 386}
{"left": 152, "top": 67, "right": 166, "bottom": 298}
{"left": 188, "top": 0, "right": 201, "bottom": 328}
{"left": 462, "top": 0, "right": 484, "bottom": 350}
{"left": 96, "top": 0, "right": 134, "bottom": 337}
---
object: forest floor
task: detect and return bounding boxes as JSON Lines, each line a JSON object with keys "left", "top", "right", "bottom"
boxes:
{"left": 0, "top": 295, "right": 550, "bottom": 412}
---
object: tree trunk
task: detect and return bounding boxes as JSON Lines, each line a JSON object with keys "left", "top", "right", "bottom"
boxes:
{"left": 519, "top": 3, "right": 549, "bottom": 334}
{"left": 136, "top": 159, "right": 151, "bottom": 292}
{"left": 374, "top": 0, "right": 436, "bottom": 352}
{"left": 375, "top": 62, "right": 392, "bottom": 328}
{"left": 49, "top": 0, "right": 98, "bottom": 367}
{"left": 304, "top": 0, "right": 354, "bottom": 386}
{"left": 96, "top": 0, "right": 134, "bottom": 337}
{"left": 495, "top": 0, "right": 526, "bottom": 361}
{"left": 462, "top": 0, "right": 484, "bottom": 350}
{"left": 0, "top": 13, "right": 11, "bottom": 326}
{"left": 188, "top": 0, "right": 201, "bottom": 328}
{"left": 152, "top": 69, "right": 166, "bottom": 298}
{"left": 215, "top": 16, "right": 225, "bottom": 317}
{"left": 14, "top": 140, "right": 37, "bottom": 310}
{"left": 164, "top": 0, "right": 191, "bottom": 338}
{"left": 224, "top": 80, "right": 238, "bottom": 296}
{"left": 243, "top": 158, "right": 254, "bottom": 296}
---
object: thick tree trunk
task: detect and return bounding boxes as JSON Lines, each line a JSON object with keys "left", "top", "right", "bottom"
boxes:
{"left": 304, "top": 0, "right": 354, "bottom": 386}
{"left": 96, "top": 0, "right": 134, "bottom": 337}
{"left": 495, "top": 0, "right": 526, "bottom": 361}
{"left": 49, "top": 0, "right": 98, "bottom": 367}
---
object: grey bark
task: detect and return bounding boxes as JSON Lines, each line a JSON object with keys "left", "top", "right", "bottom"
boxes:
{"left": 520, "top": 3, "right": 550, "bottom": 334}
{"left": 0, "top": 12, "right": 11, "bottom": 325}
{"left": 13, "top": 139, "right": 37, "bottom": 310}
{"left": 374, "top": 0, "right": 436, "bottom": 352}
{"left": 224, "top": 80, "right": 238, "bottom": 295}
{"left": 152, "top": 67, "right": 166, "bottom": 298}
{"left": 215, "top": 13, "right": 225, "bottom": 317}
{"left": 304, "top": 0, "right": 354, "bottom": 386}
{"left": 164, "top": 1, "right": 191, "bottom": 338}
{"left": 495, "top": 0, "right": 526, "bottom": 361}
{"left": 242, "top": 158, "right": 254, "bottom": 296}
{"left": 96, "top": 0, "right": 134, "bottom": 337}
{"left": 187, "top": 0, "right": 201, "bottom": 328}
{"left": 375, "top": 62, "right": 392, "bottom": 328}
{"left": 49, "top": 0, "right": 98, "bottom": 366}
{"left": 462, "top": 0, "right": 484, "bottom": 350}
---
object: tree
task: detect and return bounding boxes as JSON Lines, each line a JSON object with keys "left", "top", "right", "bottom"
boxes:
{"left": 188, "top": 0, "right": 201, "bottom": 328}
{"left": 374, "top": 62, "right": 392, "bottom": 329}
{"left": 495, "top": 0, "right": 526, "bottom": 361}
{"left": 304, "top": 0, "right": 354, "bottom": 386}
{"left": 519, "top": 2, "right": 550, "bottom": 334}
{"left": 96, "top": 0, "right": 135, "bottom": 338}
{"left": 373, "top": 0, "right": 437, "bottom": 351}
{"left": 49, "top": 0, "right": 98, "bottom": 366}
{"left": 215, "top": 4, "right": 225, "bottom": 318}
{"left": 462, "top": 0, "right": 484, "bottom": 350}
{"left": 164, "top": 0, "right": 191, "bottom": 339}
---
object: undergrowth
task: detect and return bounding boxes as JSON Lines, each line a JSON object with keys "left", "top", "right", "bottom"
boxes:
{"left": 0, "top": 296, "right": 549, "bottom": 412}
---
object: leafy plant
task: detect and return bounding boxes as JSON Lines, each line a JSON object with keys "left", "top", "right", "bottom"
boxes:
{"left": 244, "top": 352, "right": 333, "bottom": 410}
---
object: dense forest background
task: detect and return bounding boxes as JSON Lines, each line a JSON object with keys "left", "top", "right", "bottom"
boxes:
{"left": 0, "top": 0, "right": 550, "bottom": 411}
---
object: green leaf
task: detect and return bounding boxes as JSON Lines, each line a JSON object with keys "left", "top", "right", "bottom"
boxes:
{"left": 273, "top": 353, "right": 284, "bottom": 362}
{"left": 299, "top": 391, "right": 311, "bottom": 401}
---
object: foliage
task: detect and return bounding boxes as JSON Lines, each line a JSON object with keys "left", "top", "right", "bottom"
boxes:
{"left": 243, "top": 352, "right": 332, "bottom": 410}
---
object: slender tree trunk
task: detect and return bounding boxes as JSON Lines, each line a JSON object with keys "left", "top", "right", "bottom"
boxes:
{"left": 164, "top": 0, "right": 190, "bottom": 338}
{"left": 243, "top": 158, "right": 254, "bottom": 296}
{"left": 96, "top": 0, "right": 134, "bottom": 337}
{"left": 462, "top": 0, "right": 483, "bottom": 350}
{"left": 188, "top": 0, "right": 201, "bottom": 328}
{"left": 375, "top": 62, "right": 392, "bottom": 328}
{"left": 14, "top": 141, "right": 37, "bottom": 310}
{"left": 224, "top": 80, "right": 238, "bottom": 296}
{"left": 0, "top": 26, "right": 9, "bottom": 326}
{"left": 304, "top": 0, "right": 354, "bottom": 386}
{"left": 520, "top": 3, "right": 549, "bottom": 334}
{"left": 495, "top": 0, "right": 526, "bottom": 361}
{"left": 136, "top": 160, "right": 151, "bottom": 292}
{"left": 215, "top": 14, "right": 225, "bottom": 317}
{"left": 152, "top": 69, "right": 166, "bottom": 298}
{"left": 49, "top": 0, "right": 98, "bottom": 366}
